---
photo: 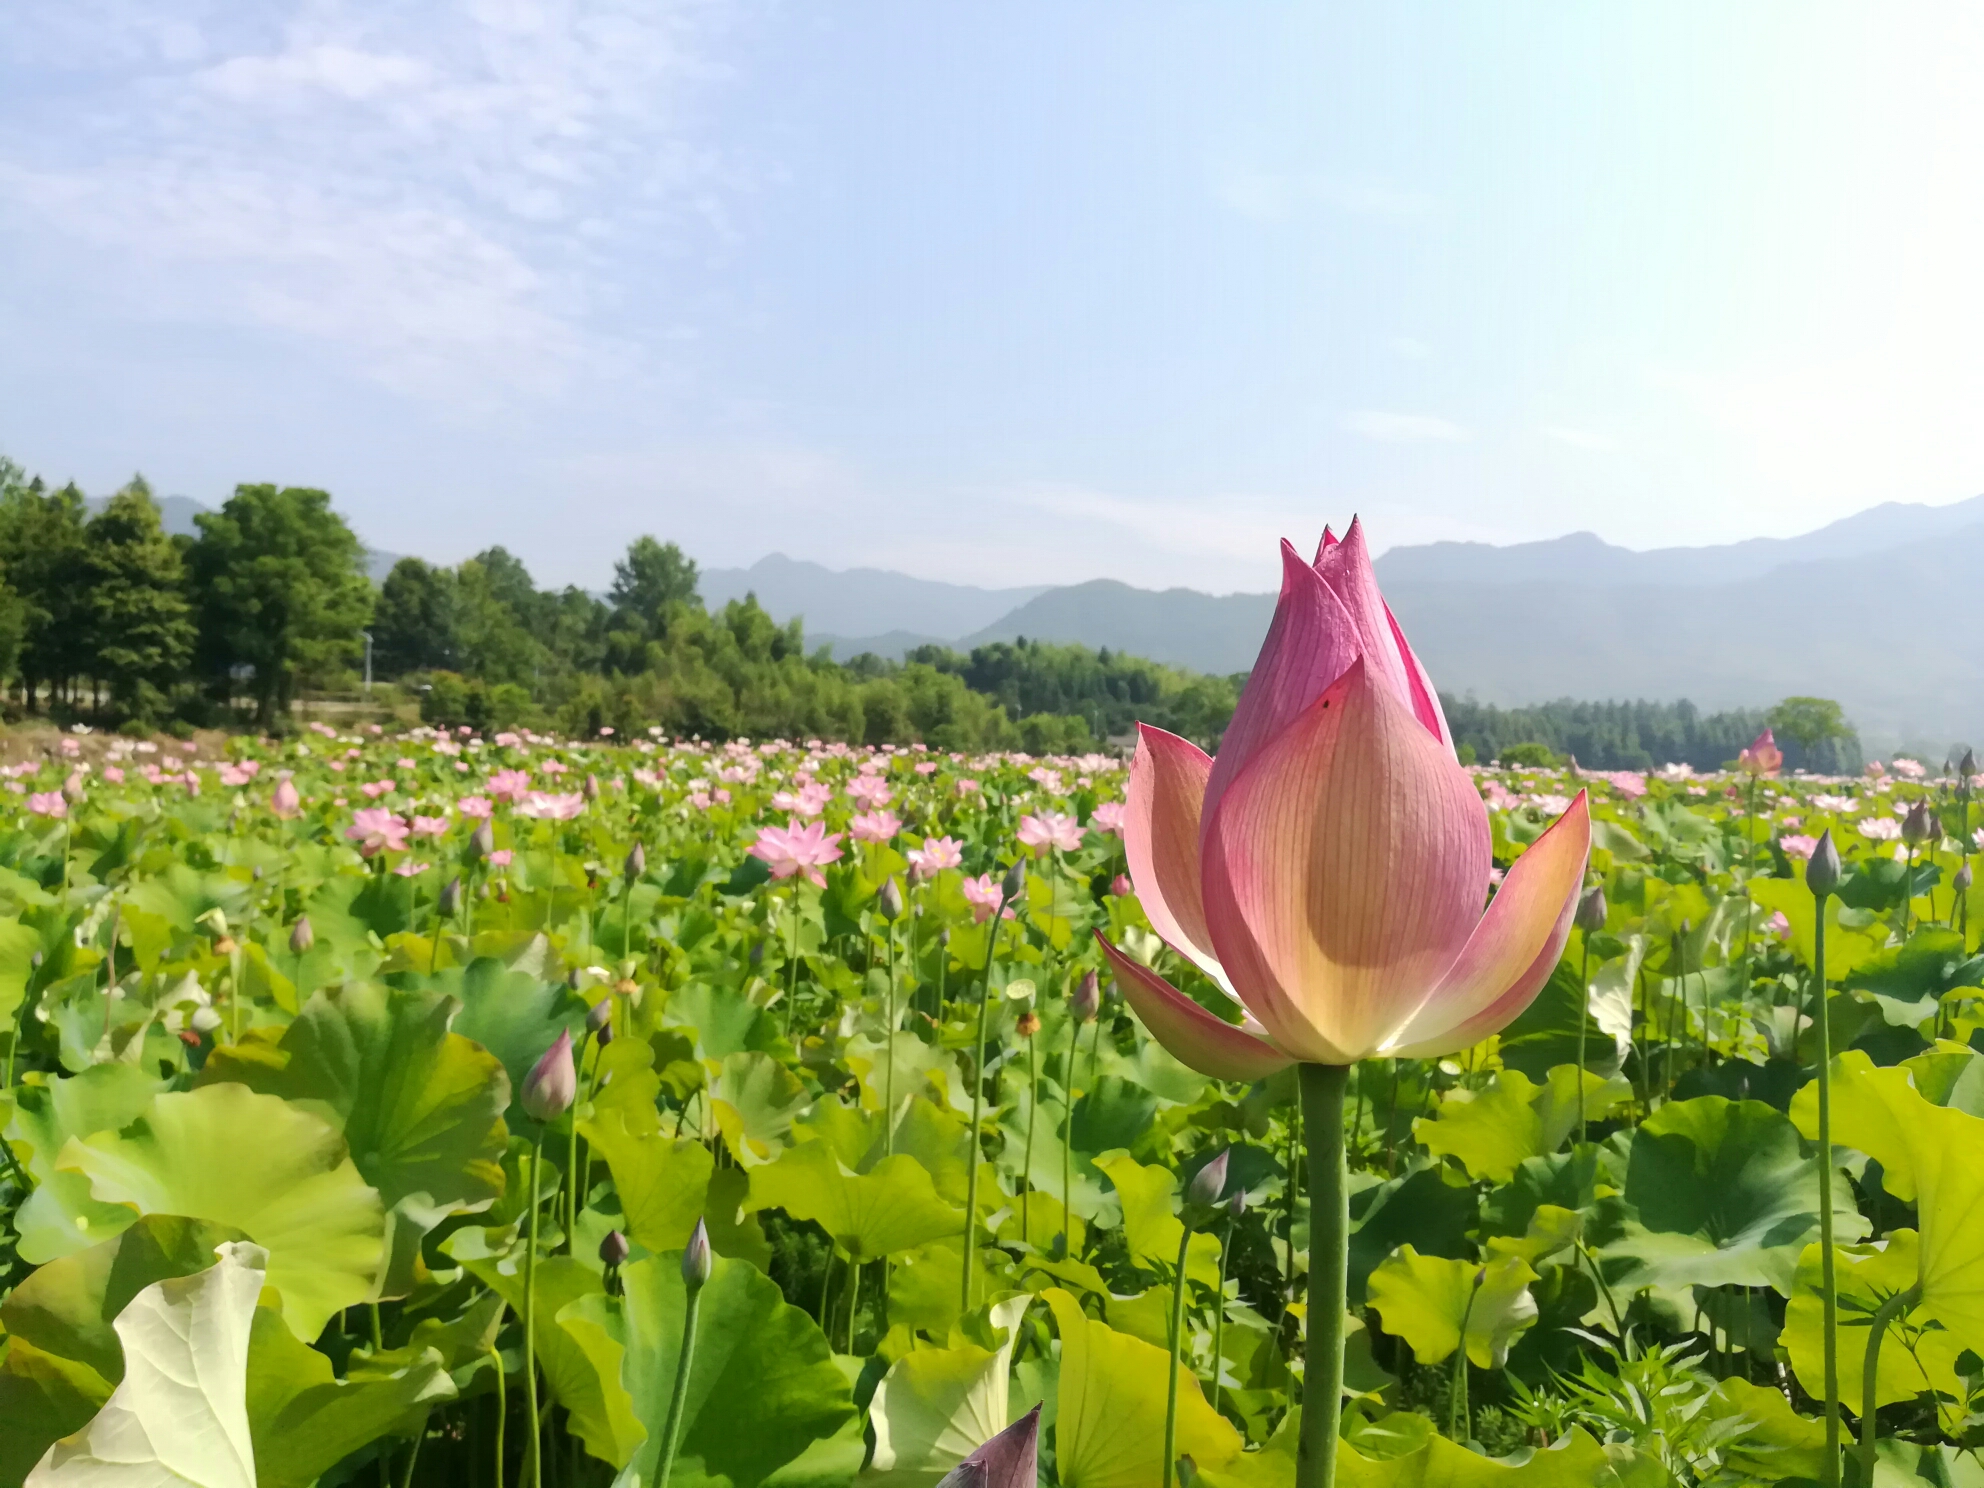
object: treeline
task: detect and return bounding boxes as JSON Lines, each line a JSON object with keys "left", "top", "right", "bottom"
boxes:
{"left": 1440, "top": 694, "right": 1864, "bottom": 774}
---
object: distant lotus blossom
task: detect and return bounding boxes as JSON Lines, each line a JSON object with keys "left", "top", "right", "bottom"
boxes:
{"left": 1488, "top": 866, "right": 1506, "bottom": 887}
{"left": 360, "top": 779, "right": 396, "bottom": 800}
{"left": 1892, "top": 758, "right": 1926, "bottom": 780}
{"left": 960, "top": 872, "right": 1016, "bottom": 922}
{"left": 956, "top": 778, "right": 981, "bottom": 796}
{"left": 488, "top": 849, "right": 514, "bottom": 868}
{"left": 771, "top": 781, "right": 833, "bottom": 818}
{"left": 1659, "top": 762, "right": 1697, "bottom": 780}
{"left": 1865, "top": 761, "right": 1887, "bottom": 779}
{"left": 103, "top": 765, "right": 125, "bottom": 784}
{"left": 540, "top": 759, "right": 569, "bottom": 777}
{"left": 846, "top": 774, "right": 893, "bottom": 809}
{"left": 906, "top": 835, "right": 964, "bottom": 879}
{"left": 1779, "top": 834, "right": 1820, "bottom": 859}
{"left": 488, "top": 769, "right": 531, "bottom": 803}
{"left": 494, "top": 732, "right": 523, "bottom": 748}
{"left": 457, "top": 796, "right": 494, "bottom": 820}
{"left": 1017, "top": 811, "right": 1083, "bottom": 856}
{"left": 27, "top": 791, "right": 66, "bottom": 819}
{"left": 1778, "top": 815, "right": 1801, "bottom": 830}
{"left": 58, "top": 737, "right": 81, "bottom": 757}
{"left": 1480, "top": 780, "right": 1522, "bottom": 811}
{"left": 688, "top": 791, "right": 713, "bottom": 811}
{"left": 410, "top": 815, "right": 449, "bottom": 838}
{"left": 517, "top": 791, "right": 585, "bottom": 821}
{"left": 396, "top": 757, "right": 416, "bottom": 770}
{"left": 1089, "top": 801, "right": 1126, "bottom": 836}
{"left": 392, "top": 860, "right": 431, "bottom": 878}
{"left": 914, "top": 761, "right": 939, "bottom": 776}
{"left": 1605, "top": 771, "right": 1648, "bottom": 799}
{"left": 1027, "top": 767, "right": 1064, "bottom": 794}
{"left": 1525, "top": 794, "right": 1573, "bottom": 816}
{"left": 1858, "top": 816, "right": 1902, "bottom": 841}
{"left": 347, "top": 808, "right": 410, "bottom": 857}
{"left": 848, "top": 810, "right": 902, "bottom": 843}
{"left": 748, "top": 820, "right": 844, "bottom": 887}
{"left": 1737, "top": 728, "right": 1783, "bottom": 778}
{"left": 1766, "top": 910, "right": 1792, "bottom": 939}
{"left": 1811, "top": 794, "right": 1856, "bottom": 813}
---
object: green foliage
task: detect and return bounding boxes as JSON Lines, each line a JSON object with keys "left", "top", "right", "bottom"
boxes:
{"left": 1444, "top": 693, "right": 1863, "bottom": 773}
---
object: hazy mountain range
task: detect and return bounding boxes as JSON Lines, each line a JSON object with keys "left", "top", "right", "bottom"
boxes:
{"left": 717, "top": 496, "right": 1984, "bottom": 753}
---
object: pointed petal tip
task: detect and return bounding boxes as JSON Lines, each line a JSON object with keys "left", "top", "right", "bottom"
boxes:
{"left": 1094, "top": 931, "right": 1296, "bottom": 1082}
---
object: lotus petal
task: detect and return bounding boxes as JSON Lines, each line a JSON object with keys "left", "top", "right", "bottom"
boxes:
{"left": 1095, "top": 934, "right": 1294, "bottom": 1081}
{"left": 1200, "top": 657, "right": 1491, "bottom": 1063}
{"left": 1312, "top": 518, "right": 1417, "bottom": 719}
{"left": 1123, "top": 727, "right": 1226, "bottom": 987}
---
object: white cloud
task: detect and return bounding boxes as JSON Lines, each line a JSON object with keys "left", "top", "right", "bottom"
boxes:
{"left": 1341, "top": 411, "right": 1469, "bottom": 444}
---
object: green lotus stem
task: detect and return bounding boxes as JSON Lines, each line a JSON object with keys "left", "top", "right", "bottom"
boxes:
{"left": 1063, "top": 1010, "right": 1080, "bottom": 1255}
{"left": 1298, "top": 1062, "right": 1350, "bottom": 1488}
{"left": 654, "top": 1284, "right": 703, "bottom": 1488}
{"left": 1813, "top": 890, "right": 1840, "bottom": 1488}
{"left": 1022, "top": 1022, "right": 1038, "bottom": 1244}
{"left": 784, "top": 887, "right": 801, "bottom": 1039}
{"left": 486, "top": 1343, "right": 506, "bottom": 1488}
{"left": 1163, "top": 1219, "right": 1193, "bottom": 1488}
{"left": 883, "top": 916, "right": 897, "bottom": 1157}
{"left": 565, "top": 1031, "right": 591, "bottom": 1252}
{"left": 1576, "top": 933, "right": 1590, "bottom": 1145}
{"left": 1450, "top": 1275, "right": 1481, "bottom": 1443}
{"left": 1211, "top": 1215, "right": 1231, "bottom": 1410}
{"left": 1859, "top": 1285, "right": 1918, "bottom": 1488}
{"left": 845, "top": 1255, "right": 863, "bottom": 1353}
{"left": 522, "top": 1128, "right": 545, "bottom": 1488}
{"left": 960, "top": 894, "right": 1009, "bottom": 1310}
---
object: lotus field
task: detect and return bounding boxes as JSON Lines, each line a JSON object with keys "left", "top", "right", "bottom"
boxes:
{"left": 6, "top": 529, "right": 1984, "bottom": 1488}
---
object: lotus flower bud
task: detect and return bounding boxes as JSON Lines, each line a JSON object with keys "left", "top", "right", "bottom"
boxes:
{"left": 521, "top": 1031, "right": 577, "bottom": 1120}
{"left": 1903, "top": 800, "right": 1936, "bottom": 844}
{"left": 1227, "top": 1188, "right": 1247, "bottom": 1221}
{"left": 682, "top": 1217, "right": 712, "bottom": 1289}
{"left": 1071, "top": 969, "right": 1101, "bottom": 1023}
{"left": 1575, "top": 885, "right": 1607, "bottom": 933}
{"left": 877, "top": 878, "right": 903, "bottom": 922}
{"left": 1111, "top": 874, "right": 1132, "bottom": 897}
{"left": 1807, "top": 829, "right": 1843, "bottom": 898}
{"left": 438, "top": 876, "right": 463, "bottom": 917}
{"left": 947, "top": 1405, "right": 1039, "bottom": 1488}
{"left": 624, "top": 841, "right": 646, "bottom": 882}
{"left": 584, "top": 773, "right": 600, "bottom": 801}
{"left": 587, "top": 998, "right": 613, "bottom": 1036}
{"left": 1957, "top": 862, "right": 1975, "bottom": 893}
{"left": 1000, "top": 859, "right": 1026, "bottom": 904}
{"left": 599, "top": 1229, "right": 630, "bottom": 1268}
{"left": 270, "top": 778, "right": 302, "bottom": 820}
{"left": 1962, "top": 748, "right": 1977, "bottom": 783}
{"left": 1186, "top": 1148, "right": 1229, "bottom": 1207}
{"left": 289, "top": 917, "right": 314, "bottom": 954}
{"left": 470, "top": 820, "right": 495, "bottom": 859}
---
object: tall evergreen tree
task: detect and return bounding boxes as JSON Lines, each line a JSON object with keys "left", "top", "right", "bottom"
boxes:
{"left": 609, "top": 536, "right": 699, "bottom": 640}
{"left": 0, "top": 477, "right": 89, "bottom": 710}
{"left": 372, "top": 557, "right": 460, "bottom": 677}
{"left": 81, "top": 478, "right": 196, "bottom": 719}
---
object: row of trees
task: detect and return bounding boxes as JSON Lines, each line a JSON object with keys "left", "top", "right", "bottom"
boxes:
{"left": 1440, "top": 693, "right": 1863, "bottom": 774}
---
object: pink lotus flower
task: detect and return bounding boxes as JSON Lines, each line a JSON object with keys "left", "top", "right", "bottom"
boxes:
{"left": 1017, "top": 811, "right": 1083, "bottom": 856}
{"left": 748, "top": 820, "right": 844, "bottom": 887}
{"left": 410, "top": 815, "right": 449, "bottom": 838}
{"left": 848, "top": 810, "right": 902, "bottom": 843}
{"left": 103, "top": 765, "right": 125, "bottom": 784}
{"left": 1605, "top": 771, "right": 1648, "bottom": 799}
{"left": 1098, "top": 522, "right": 1590, "bottom": 1074}
{"left": 360, "top": 779, "right": 395, "bottom": 800}
{"left": 961, "top": 872, "right": 1016, "bottom": 922}
{"left": 27, "top": 791, "right": 66, "bottom": 819}
{"left": 457, "top": 795, "right": 494, "bottom": 820}
{"left": 1779, "top": 833, "right": 1820, "bottom": 859}
{"left": 907, "top": 835, "right": 964, "bottom": 880}
{"left": 488, "top": 849, "right": 515, "bottom": 868}
{"left": 392, "top": 859, "right": 431, "bottom": 878}
{"left": 846, "top": 774, "right": 894, "bottom": 809}
{"left": 1089, "top": 801, "right": 1127, "bottom": 837}
{"left": 219, "top": 764, "right": 255, "bottom": 787}
{"left": 1737, "top": 729, "right": 1783, "bottom": 778}
{"left": 1766, "top": 910, "right": 1792, "bottom": 939}
{"left": 487, "top": 769, "right": 531, "bottom": 803}
{"left": 347, "top": 808, "right": 410, "bottom": 857}
{"left": 1858, "top": 816, "right": 1902, "bottom": 841}
{"left": 956, "top": 778, "right": 981, "bottom": 796}
{"left": 771, "top": 781, "right": 833, "bottom": 818}
{"left": 517, "top": 791, "right": 585, "bottom": 821}
{"left": 1111, "top": 874, "right": 1132, "bottom": 896}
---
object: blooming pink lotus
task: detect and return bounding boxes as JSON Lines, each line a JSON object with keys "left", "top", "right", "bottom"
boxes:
{"left": 848, "top": 810, "right": 902, "bottom": 843}
{"left": 960, "top": 872, "right": 1015, "bottom": 923}
{"left": 906, "top": 834, "right": 964, "bottom": 880}
{"left": 1017, "top": 811, "right": 1083, "bottom": 856}
{"left": 748, "top": 820, "right": 844, "bottom": 887}
{"left": 347, "top": 808, "right": 410, "bottom": 857}
{"left": 410, "top": 815, "right": 450, "bottom": 838}
{"left": 487, "top": 769, "right": 531, "bottom": 803}
{"left": 1779, "top": 833, "right": 1820, "bottom": 860}
{"left": 457, "top": 796, "right": 494, "bottom": 820}
{"left": 1097, "top": 521, "right": 1591, "bottom": 1076}
{"left": 1089, "top": 801, "right": 1127, "bottom": 837}
{"left": 27, "top": 791, "right": 66, "bottom": 820}
{"left": 517, "top": 791, "right": 586, "bottom": 821}
{"left": 1738, "top": 728, "right": 1784, "bottom": 778}
{"left": 845, "top": 774, "right": 893, "bottom": 809}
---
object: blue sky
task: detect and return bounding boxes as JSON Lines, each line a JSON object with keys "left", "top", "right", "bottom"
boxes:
{"left": 2, "top": 3, "right": 1979, "bottom": 593}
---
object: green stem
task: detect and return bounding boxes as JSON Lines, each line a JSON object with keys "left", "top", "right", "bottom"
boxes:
{"left": 1859, "top": 1286, "right": 1919, "bottom": 1488}
{"left": 1298, "top": 1063, "right": 1351, "bottom": 1488}
{"left": 1451, "top": 1279, "right": 1481, "bottom": 1443}
{"left": 487, "top": 1343, "right": 506, "bottom": 1488}
{"left": 1212, "top": 1217, "right": 1231, "bottom": 1412}
{"left": 399, "top": 1414, "right": 427, "bottom": 1488}
{"left": 1164, "top": 1220, "right": 1193, "bottom": 1488}
{"left": 1063, "top": 1011, "right": 1080, "bottom": 1255}
{"left": 845, "top": 1255, "right": 862, "bottom": 1354}
{"left": 1577, "top": 935, "right": 1590, "bottom": 1145}
{"left": 522, "top": 1129, "right": 544, "bottom": 1488}
{"left": 1022, "top": 1026, "right": 1038, "bottom": 1244}
{"left": 883, "top": 917, "right": 897, "bottom": 1156}
{"left": 960, "top": 897, "right": 1008, "bottom": 1311}
{"left": 564, "top": 1033, "right": 591, "bottom": 1252}
{"left": 1814, "top": 892, "right": 1841, "bottom": 1488}
{"left": 655, "top": 1285, "right": 704, "bottom": 1488}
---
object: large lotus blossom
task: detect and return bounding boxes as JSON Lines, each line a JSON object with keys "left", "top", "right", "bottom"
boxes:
{"left": 960, "top": 872, "right": 1016, "bottom": 923}
{"left": 1738, "top": 728, "right": 1783, "bottom": 778}
{"left": 848, "top": 810, "right": 902, "bottom": 843}
{"left": 1097, "top": 521, "right": 1590, "bottom": 1075}
{"left": 845, "top": 774, "right": 893, "bottom": 809}
{"left": 906, "top": 835, "right": 964, "bottom": 880}
{"left": 516, "top": 791, "right": 586, "bottom": 821}
{"left": 748, "top": 820, "right": 844, "bottom": 887}
{"left": 487, "top": 769, "right": 532, "bottom": 803}
{"left": 1017, "top": 811, "right": 1083, "bottom": 856}
{"left": 1089, "top": 801, "right": 1127, "bottom": 836}
{"left": 27, "top": 791, "right": 66, "bottom": 820}
{"left": 772, "top": 780, "right": 834, "bottom": 818}
{"left": 347, "top": 808, "right": 410, "bottom": 857}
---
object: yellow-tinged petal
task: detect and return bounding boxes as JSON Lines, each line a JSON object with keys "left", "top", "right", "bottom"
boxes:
{"left": 1384, "top": 792, "right": 1590, "bottom": 1059}
{"left": 1122, "top": 726, "right": 1226, "bottom": 985}
{"left": 1200, "top": 657, "right": 1492, "bottom": 1063}
{"left": 1095, "top": 933, "right": 1295, "bottom": 1082}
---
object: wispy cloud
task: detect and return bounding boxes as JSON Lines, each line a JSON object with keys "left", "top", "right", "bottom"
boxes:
{"left": 1341, "top": 410, "right": 1469, "bottom": 444}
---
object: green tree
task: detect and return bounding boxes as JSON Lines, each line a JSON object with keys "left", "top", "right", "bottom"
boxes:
{"left": 609, "top": 536, "right": 700, "bottom": 640}
{"left": 189, "top": 485, "right": 374, "bottom": 726}
{"left": 0, "top": 477, "right": 89, "bottom": 710}
{"left": 81, "top": 479, "right": 196, "bottom": 719}
{"left": 372, "top": 558, "right": 459, "bottom": 677}
{"left": 1769, "top": 696, "right": 1851, "bottom": 753}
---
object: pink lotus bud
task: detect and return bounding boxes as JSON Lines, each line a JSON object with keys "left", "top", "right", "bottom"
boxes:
{"left": 271, "top": 778, "right": 302, "bottom": 820}
{"left": 521, "top": 1031, "right": 577, "bottom": 1120}
{"left": 1575, "top": 886, "right": 1607, "bottom": 932}
{"left": 1110, "top": 875, "right": 1132, "bottom": 897}
{"left": 599, "top": 1229, "right": 630, "bottom": 1268}
{"left": 1071, "top": 969, "right": 1101, "bottom": 1022}
{"left": 682, "top": 1217, "right": 712, "bottom": 1289}
{"left": 289, "top": 916, "right": 314, "bottom": 954}
{"left": 947, "top": 1405, "right": 1039, "bottom": 1488}
{"left": 1185, "top": 1148, "right": 1229, "bottom": 1207}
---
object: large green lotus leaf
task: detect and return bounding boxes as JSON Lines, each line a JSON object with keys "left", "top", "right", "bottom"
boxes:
{"left": 1331, "top": 1427, "right": 1620, "bottom": 1487}
{"left": 1348, "top": 1167, "right": 1475, "bottom": 1306}
{"left": 1901, "top": 1043, "right": 1984, "bottom": 1117}
{"left": 578, "top": 1105, "right": 713, "bottom": 1254}
{"left": 844, "top": 1031, "right": 960, "bottom": 1116}
{"left": 663, "top": 982, "right": 782, "bottom": 1061}
{"left": 243, "top": 1301, "right": 455, "bottom": 1488}
{"left": 1790, "top": 1051, "right": 1984, "bottom": 1357}
{"left": 1493, "top": 960, "right": 1620, "bottom": 1082}
{"left": 992, "top": 1090, "right": 1112, "bottom": 1222}
{"left": 1091, "top": 1151, "right": 1222, "bottom": 1288}
{"left": 888, "top": 1240, "right": 1023, "bottom": 1342}
{"left": 567, "top": 1251, "right": 855, "bottom": 1488}
{"left": 748, "top": 1139, "right": 962, "bottom": 1260}
{"left": 712, "top": 1051, "right": 811, "bottom": 1166}
{"left": 1043, "top": 1287, "right": 1241, "bottom": 1488}
{"left": 24, "top": 1241, "right": 266, "bottom": 1488}
{"left": 444, "top": 956, "right": 582, "bottom": 1121}
{"left": 56, "top": 1084, "right": 386, "bottom": 1341}
{"left": 1367, "top": 1248, "right": 1539, "bottom": 1369}
{"left": 1712, "top": 1377, "right": 1827, "bottom": 1484}
{"left": 1415, "top": 1067, "right": 1631, "bottom": 1183}
{"left": 458, "top": 1252, "right": 644, "bottom": 1469}
{"left": 1749, "top": 877, "right": 1885, "bottom": 981}
{"left": 0, "top": 916, "right": 41, "bottom": 1029}
{"left": 1846, "top": 930, "right": 1984, "bottom": 1029}
{"left": 6, "top": 1065, "right": 167, "bottom": 1264}
{"left": 0, "top": 1341, "right": 105, "bottom": 1488}
{"left": 1782, "top": 1233, "right": 1965, "bottom": 1416}
{"left": 199, "top": 982, "right": 509, "bottom": 1297}
{"left": 865, "top": 1294, "right": 1031, "bottom": 1485}
{"left": 1603, "top": 1095, "right": 1864, "bottom": 1294}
